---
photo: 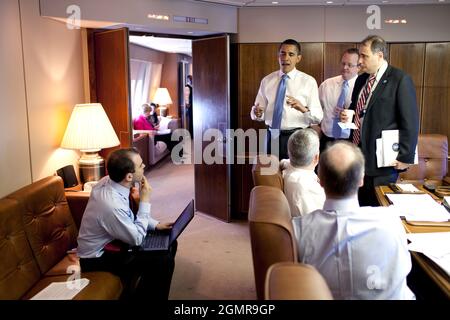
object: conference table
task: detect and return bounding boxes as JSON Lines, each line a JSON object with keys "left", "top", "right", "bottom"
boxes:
{"left": 375, "top": 185, "right": 450, "bottom": 300}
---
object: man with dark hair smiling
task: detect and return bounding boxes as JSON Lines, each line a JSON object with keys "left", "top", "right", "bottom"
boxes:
{"left": 77, "top": 148, "right": 176, "bottom": 299}
{"left": 292, "top": 141, "right": 414, "bottom": 300}
{"left": 250, "top": 38, "right": 323, "bottom": 160}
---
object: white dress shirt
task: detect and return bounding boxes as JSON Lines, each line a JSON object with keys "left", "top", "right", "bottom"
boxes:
{"left": 319, "top": 75, "right": 357, "bottom": 138}
{"left": 77, "top": 176, "right": 159, "bottom": 258}
{"left": 250, "top": 68, "right": 323, "bottom": 129}
{"left": 281, "top": 159, "right": 325, "bottom": 217}
{"left": 292, "top": 195, "right": 415, "bottom": 300}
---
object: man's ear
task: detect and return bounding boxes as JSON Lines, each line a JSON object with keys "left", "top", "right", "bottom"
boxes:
{"left": 313, "top": 153, "right": 320, "bottom": 166}
{"left": 296, "top": 54, "right": 302, "bottom": 65}
{"left": 125, "top": 172, "right": 133, "bottom": 183}
{"left": 358, "top": 173, "right": 364, "bottom": 187}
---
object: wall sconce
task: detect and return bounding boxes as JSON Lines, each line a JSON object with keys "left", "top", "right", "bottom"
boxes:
{"left": 153, "top": 88, "right": 173, "bottom": 117}
{"left": 61, "top": 103, "right": 120, "bottom": 183}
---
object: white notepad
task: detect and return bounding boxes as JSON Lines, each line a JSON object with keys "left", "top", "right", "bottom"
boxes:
{"left": 30, "top": 278, "right": 89, "bottom": 300}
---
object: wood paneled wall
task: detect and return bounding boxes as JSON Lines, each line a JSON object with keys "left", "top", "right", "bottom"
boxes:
{"left": 234, "top": 41, "right": 450, "bottom": 215}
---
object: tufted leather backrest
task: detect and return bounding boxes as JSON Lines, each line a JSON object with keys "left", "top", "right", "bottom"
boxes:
{"left": 0, "top": 198, "right": 41, "bottom": 299}
{"left": 7, "top": 176, "right": 78, "bottom": 275}
{"left": 248, "top": 186, "right": 297, "bottom": 300}
{"left": 265, "top": 262, "right": 333, "bottom": 300}
{"left": 251, "top": 155, "right": 283, "bottom": 190}
{"left": 398, "top": 134, "right": 448, "bottom": 185}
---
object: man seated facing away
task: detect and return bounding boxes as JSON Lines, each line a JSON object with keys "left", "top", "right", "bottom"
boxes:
{"left": 77, "top": 148, "right": 176, "bottom": 300}
{"left": 292, "top": 141, "right": 415, "bottom": 300}
{"left": 281, "top": 128, "right": 325, "bottom": 217}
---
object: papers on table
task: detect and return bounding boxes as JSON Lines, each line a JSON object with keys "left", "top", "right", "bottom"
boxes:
{"left": 407, "top": 232, "right": 450, "bottom": 277}
{"left": 376, "top": 130, "right": 418, "bottom": 168}
{"left": 30, "top": 278, "right": 89, "bottom": 300}
{"left": 386, "top": 193, "right": 450, "bottom": 222}
{"left": 396, "top": 183, "right": 421, "bottom": 193}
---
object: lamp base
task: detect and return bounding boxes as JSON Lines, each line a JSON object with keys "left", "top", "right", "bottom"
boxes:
{"left": 79, "top": 151, "right": 105, "bottom": 183}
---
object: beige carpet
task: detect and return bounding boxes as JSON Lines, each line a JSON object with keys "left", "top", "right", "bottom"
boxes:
{"left": 145, "top": 155, "right": 256, "bottom": 300}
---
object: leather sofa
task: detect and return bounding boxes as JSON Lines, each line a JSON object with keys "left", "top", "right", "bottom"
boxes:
{"left": 132, "top": 117, "right": 180, "bottom": 167}
{"left": 0, "top": 176, "right": 122, "bottom": 299}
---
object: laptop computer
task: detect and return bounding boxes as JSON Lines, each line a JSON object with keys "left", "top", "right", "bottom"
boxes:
{"left": 139, "top": 199, "right": 194, "bottom": 251}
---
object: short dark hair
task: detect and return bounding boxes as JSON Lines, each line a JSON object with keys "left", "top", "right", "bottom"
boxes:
{"left": 318, "top": 141, "right": 365, "bottom": 198}
{"left": 361, "top": 35, "right": 388, "bottom": 60}
{"left": 107, "top": 148, "right": 140, "bottom": 182}
{"left": 343, "top": 47, "right": 359, "bottom": 56}
{"left": 279, "top": 39, "right": 301, "bottom": 55}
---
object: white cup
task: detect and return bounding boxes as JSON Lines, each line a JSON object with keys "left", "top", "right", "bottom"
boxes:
{"left": 343, "top": 109, "right": 355, "bottom": 123}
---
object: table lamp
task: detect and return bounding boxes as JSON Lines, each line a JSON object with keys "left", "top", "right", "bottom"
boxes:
{"left": 153, "top": 87, "right": 172, "bottom": 117}
{"left": 61, "top": 103, "right": 120, "bottom": 183}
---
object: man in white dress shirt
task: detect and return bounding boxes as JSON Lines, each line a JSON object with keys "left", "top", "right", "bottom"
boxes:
{"left": 292, "top": 141, "right": 415, "bottom": 300}
{"left": 318, "top": 48, "right": 359, "bottom": 152}
{"left": 77, "top": 148, "right": 176, "bottom": 299}
{"left": 281, "top": 128, "right": 325, "bottom": 217}
{"left": 250, "top": 39, "right": 323, "bottom": 160}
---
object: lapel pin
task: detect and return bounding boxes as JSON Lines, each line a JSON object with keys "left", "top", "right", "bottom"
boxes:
{"left": 382, "top": 79, "right": 388, "bottom": 84}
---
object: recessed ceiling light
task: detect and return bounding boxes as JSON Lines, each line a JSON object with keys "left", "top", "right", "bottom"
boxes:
{"left": 272, "top": 1, "right": 279, "bottom": 4}
{"left": 326, "top": 1, "right": 333, "bottom": 4}
{"left": 147, "top": 13, "right": 169, "bottom": 21}
{"left": 187, "top": 31, "right": 194, "bottom": 34}
{"left": 382, "top": 0, "right": 389, "bottom": 3}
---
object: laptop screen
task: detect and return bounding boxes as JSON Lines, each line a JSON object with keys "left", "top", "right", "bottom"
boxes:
{"left": 169, "top": 200, "right": 194, "bottom": 243}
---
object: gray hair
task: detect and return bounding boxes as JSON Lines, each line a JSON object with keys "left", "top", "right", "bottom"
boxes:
{"left": 361, "top": 35, "right": 388, "bottom": 60}
{"left": 318, "top": 141, "right": 365, "bottom": 198}
{"left": 141, "top": 103, "right": 152, "bottom": 113}
{"left": 287, "top": 128, "right": 319, "bottom": 168}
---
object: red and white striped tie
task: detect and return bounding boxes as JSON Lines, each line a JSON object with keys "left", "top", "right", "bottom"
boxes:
{"left": 352, "top": 75, "right": 376, "bottom": 146}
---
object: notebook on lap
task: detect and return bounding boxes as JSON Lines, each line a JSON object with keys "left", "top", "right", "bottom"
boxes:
{"left": 139, "top": 200, "right": 194, "bottom": 251}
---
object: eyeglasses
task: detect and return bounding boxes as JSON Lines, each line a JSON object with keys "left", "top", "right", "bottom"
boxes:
{"left": 341, "top": 62, "right": 358, "bottom": 68}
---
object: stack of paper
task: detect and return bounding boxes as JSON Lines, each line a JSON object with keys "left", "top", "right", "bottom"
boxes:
{"left": 30, "top": 278, "right": 89, "bottom": 300}
{"left": 376, "top": 130, "right": 418, "bottom": 168}
{"left": 386, "top": 193, "right": 450, "bottom": 222}
{"left": 407, "top": 232, "right": 450, "bottom": 277}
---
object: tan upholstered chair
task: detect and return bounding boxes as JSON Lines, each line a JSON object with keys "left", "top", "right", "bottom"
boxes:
{"left": 248, "top": 185, "right": 297, "bottom": 300}
{"left": 398, "top": 134, "right": 449, "bottom": 186}
{"left": 265, "top": 262, "right": 333, "bottom": 300}
{"left": 251, "top": 155, "right": 283, "bottom": 190}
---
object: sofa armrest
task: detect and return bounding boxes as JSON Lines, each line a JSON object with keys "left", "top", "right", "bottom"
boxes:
{"left": 65, "top": 191, "right": 90, "bottom": 230}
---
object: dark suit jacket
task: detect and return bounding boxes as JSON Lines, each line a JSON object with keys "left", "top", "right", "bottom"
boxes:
{"left": 349, "top": 65, "right": 419, "bottom": 177}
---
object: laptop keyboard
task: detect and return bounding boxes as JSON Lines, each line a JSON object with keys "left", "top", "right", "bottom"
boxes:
{"left": 142, "top": 231, "right": 168, "bottom": 249}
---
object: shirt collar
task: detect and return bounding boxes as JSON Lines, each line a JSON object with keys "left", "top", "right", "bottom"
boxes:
{"left": 373, "top": 60, "right": 388, "bottom": 82}
{"left": 279, "top": 68, "right": 298, "bottom": 79}
{"left": 108, "top": 177, "right": 130, "bottom": 199}
{"left": 323, "top": 195, "right": 360, "bottom": 211}
{"left": 341, "top": 74, "right": 357, "bottom": 85}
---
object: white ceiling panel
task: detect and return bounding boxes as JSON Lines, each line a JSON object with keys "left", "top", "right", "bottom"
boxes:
{"left": 193, "top": 0, "right": 448, "bottom": 6}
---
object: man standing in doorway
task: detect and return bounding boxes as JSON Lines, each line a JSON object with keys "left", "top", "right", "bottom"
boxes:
{"left": 318, "top": 48, "right": 359, "bottom": 152}
{"left": 184, "top": 75, "right": 193, "bottom": 137}
{"left": 250, "top": 39, "right": 323, "bottom": 160}
{"left": 341, "top": 35, "right": 419, "bottom": 206}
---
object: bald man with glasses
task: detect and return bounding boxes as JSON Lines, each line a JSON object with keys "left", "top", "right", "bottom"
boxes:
{"left": 317, "top": 48, "right": 360, "bottom": 152}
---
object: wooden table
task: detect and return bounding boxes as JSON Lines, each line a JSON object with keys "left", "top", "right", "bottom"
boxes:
{"left": 375, "top": 185, "right": 450, "bottom": 299}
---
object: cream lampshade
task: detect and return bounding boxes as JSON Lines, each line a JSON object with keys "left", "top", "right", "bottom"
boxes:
{"left": 153, "top": 87, "right": 172, "bottom": 117}
{"left": 61, "top": 103, "right": 120, "bottom": 183}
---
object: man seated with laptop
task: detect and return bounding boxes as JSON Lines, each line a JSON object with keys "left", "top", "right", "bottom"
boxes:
{"left": 77, "top": 148, "right": 193, "bottom": 300}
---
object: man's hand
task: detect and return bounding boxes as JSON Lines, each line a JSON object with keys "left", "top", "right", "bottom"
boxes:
{"left": 253, "top": 103, "right": 264, "bottom": 118}
{"left": 156, "top": 222, "right": 174, "bottom": 231}
{"left": 340, "top": 109, "right": 349, "bottom": 122}
{"left": 139, "top": 177, "right": 152, "bottom": 203}
{"left": 286, "top": 95, "right": 309, "bottom": 113}
{"left": 390, "top": 160, "right": 411, "bottom": 171}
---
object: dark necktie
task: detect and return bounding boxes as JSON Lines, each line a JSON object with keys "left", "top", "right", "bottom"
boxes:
{"left": 352, "top": 75, "right": 376, "bottom": 146}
